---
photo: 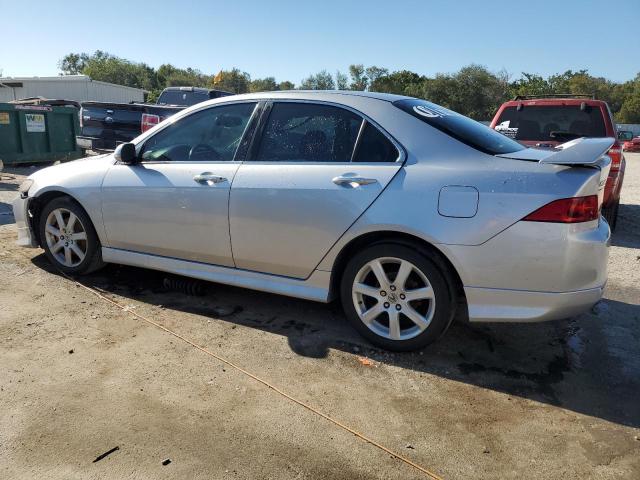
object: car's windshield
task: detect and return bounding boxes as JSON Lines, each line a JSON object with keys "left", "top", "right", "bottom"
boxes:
{"left": 157, "top": 90, "right": 209, "bottom": 106}
{"left": 393, "top": 98, "right": 525, "bottom": 155}
{"left": 494, "top": 105, "right": 607, "bottom": 142}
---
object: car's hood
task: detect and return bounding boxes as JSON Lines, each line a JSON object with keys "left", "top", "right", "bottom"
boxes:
{"left": 29, "top": 154, "right": 114, "bottom": 181}
{"left": 498, "top": 137, "right": 615, "bottom": 166}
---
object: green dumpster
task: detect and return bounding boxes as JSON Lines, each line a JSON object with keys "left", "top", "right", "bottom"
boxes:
{"left": 0, "top": 103, "right": 83, "bottom": 165}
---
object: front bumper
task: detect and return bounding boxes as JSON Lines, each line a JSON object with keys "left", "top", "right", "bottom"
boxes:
{"left": 12, "top": 195, "right": 37, "bottom": 248}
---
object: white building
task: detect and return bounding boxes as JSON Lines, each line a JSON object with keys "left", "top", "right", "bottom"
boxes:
{"left": 0, "top": 75, "right": 146, "bottom": 103}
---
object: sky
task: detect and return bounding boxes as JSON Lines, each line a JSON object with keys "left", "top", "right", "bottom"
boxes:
{"left": 1, "top": 0, "right": 638, "bottom": 84}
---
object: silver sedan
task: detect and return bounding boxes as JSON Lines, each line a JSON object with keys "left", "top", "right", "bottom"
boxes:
{"left": 13, "top": 91, "right": 613, "bottom": 350}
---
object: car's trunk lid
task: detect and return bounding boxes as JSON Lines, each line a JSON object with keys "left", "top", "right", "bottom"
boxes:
{"left": 498, "top": 136, "right": 613, "bottom": 209}
{"left": 499, "top": 137, "right": 613, "bottom": 165}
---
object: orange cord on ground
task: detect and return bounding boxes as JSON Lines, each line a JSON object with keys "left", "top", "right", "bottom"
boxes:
{"left": 67, "top": 275, "right": 444, "bottom": 480}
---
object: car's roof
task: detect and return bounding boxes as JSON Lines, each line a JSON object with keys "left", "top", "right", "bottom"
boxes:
{"left": 221, "top": 90, "right": 412, "bottom": 103}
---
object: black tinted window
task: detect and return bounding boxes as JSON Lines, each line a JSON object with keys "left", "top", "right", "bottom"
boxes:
{"left": 157, "top": 90, "right": 209, "bottom": 106}
{"left": 494, "top": 105, "right": 607, "bottom": 142}
{"left": 353, "top": 122, "right": 399, "bottom": 162}
{"left": 141, "top": 102, "right": 256, "bottom": 162}
{"left": 256, "top": 103, "right": 362, "bottom": 162}
{"left": 393, "top": 98, "right": 524, "bottom": 155}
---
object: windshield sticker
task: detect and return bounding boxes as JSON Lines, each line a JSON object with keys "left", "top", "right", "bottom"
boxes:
{"left": 495, "top": 120, "right": 518, "bottom": 139}
{"left": 413, "top": 104, "right": 454, "bottom": 118}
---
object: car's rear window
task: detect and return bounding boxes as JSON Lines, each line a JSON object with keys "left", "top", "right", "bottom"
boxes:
{"left": 393, "top": 99, "right": 525, "bottom": 155}
{"left": 494, "top": 105, "right": 607, "bottom": 142}
{"left": 157, "top": 90, "right": 209, "bottom": 106}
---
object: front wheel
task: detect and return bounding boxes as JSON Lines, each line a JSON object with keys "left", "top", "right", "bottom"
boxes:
{"left": 38, "top": 196, "right": 105, "bottom": 274}
{"left": 340, "top": 243, "right": 456, "bottom": 351}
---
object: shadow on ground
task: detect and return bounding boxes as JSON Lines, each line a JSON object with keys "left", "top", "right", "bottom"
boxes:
{"left": 0, "top": 202, "right": 14, "bottom": 226}
{"left": 611, "top": 203, "right": 640, "bottom": 249}
{"left": 31, "top": 251, "right": 640, "bottom": 430}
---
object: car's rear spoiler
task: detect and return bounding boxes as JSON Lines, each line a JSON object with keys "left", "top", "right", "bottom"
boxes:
{"left": 498, "top": 137, "right": 614, "bottom": 167}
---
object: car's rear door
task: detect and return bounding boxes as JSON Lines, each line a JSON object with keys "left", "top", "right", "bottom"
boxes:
{"left": 229, "top": 100, "right": 404, "bottom": 279}
{"left": 101, "top": 101, "right": 258, "bottom": 266}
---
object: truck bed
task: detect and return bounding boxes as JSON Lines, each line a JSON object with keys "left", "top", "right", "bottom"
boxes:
{"left": 77, "top": 102, "right": 183, "bottom": 151}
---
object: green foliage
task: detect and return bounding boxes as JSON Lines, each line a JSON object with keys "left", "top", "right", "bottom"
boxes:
{"left": 57, "top": 51, "right": 639, "bottom": 121}
{"left": 211, "top": 68, "right": 251, "bottom": 94}
{"left": 58, "top": 53, "right": 89, "bottom": 75}
{"left": 369, "top": 70, "right": 423, "bottom": 96}
{"left": 348, "top": 64, "right": 368, "bottom": 91}
{"left": 278, "top": 81, "right": 295, "bottom": 91}
{"left": 335, "top": 70, "right": 349, "bottom": 90}
{"left": 57, "top": 51, "right": 293, "bottom": 99}
{"left": 156, "top": 64, "right": 209, "bottom": 88}
{"left": 249, "top": 77, "right": 278, "bottom": 92}
{"left": 299, "top": 70, "right": 335, "bottom": 90}
{"left": 72, "top": 51, "right": 158, "bottom": 91}
{"left": 365, "top": 66, "right": 389, "bottom": 85}
{"left": 617, "top": 74, "right": 640, "bottom": 123}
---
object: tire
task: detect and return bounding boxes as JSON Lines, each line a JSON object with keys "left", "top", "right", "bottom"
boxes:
{"left": 340, "top": 243, "right": 456, "bottom": 351}
{"left": 602, "top": 200, "right": 619, "bottom": 232}
{"left": 38, "top": 196, "right": 105, "bottom": 275}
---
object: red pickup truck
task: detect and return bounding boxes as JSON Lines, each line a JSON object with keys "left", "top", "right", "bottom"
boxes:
{"left": 490, "top": 95, "right": 627, "bottom": 229}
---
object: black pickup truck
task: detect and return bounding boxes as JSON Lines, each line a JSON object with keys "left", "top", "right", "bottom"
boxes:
{"left": 76, "top": 87, "right": 233, "bottom": 152}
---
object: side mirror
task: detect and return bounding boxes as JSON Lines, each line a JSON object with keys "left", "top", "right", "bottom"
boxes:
{"left": 618, "top": 130, "right": 634, "bottom": 141}
{"left": 114, "top": 143, "right": 138, "bottom": 164}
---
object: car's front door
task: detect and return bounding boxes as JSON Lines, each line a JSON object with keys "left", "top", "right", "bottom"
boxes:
{"left": 229, "top": 101, "right": 404, "bottom": 278}
{"left": 101, "top": 102, "right": 258, "bottom": 266}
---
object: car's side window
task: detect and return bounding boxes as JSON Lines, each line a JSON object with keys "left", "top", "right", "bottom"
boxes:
{"left": 140, "top": 102, "right": 257, "bottom": 162}
{"left": 255, "top": 102, "right": 362, "bottom": 162}
{"left": 353, "top": 122, "right": 400, "bottom": 162}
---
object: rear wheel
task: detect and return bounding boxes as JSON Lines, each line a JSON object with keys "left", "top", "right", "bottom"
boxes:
{"left": 340, "top": 243, "right": 456, "bottom": 351}
{"left": 39, "top": 196, "right": 105, "bottom": 274}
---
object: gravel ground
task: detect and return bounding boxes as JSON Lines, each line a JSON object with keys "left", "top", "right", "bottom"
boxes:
{"left": 0, "top": 155, "right": 639, "bottom": 479}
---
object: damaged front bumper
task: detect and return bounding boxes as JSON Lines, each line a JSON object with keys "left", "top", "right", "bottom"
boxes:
{"left": 12, "top": 195, "right": 37, "bottom": 248}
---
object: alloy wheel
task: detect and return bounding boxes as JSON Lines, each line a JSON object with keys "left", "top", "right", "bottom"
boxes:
{"left": 351, "top": 257, "right": 436, "bottom": 341}
{"left": 44, "top": 208, "right": 88, "bottom": 267}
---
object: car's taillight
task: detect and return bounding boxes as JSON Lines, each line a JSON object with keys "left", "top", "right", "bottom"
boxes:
{"left": 523, "top": 196, "right": 599, "bottom": 223}
{"left": 608, "top": 146, "right": 621, "bottom": 171}
{"left": 141, "top": 113, "right": 160, "bottom": 133}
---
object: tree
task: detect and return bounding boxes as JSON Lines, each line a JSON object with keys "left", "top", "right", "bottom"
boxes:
{"left": 156, "top": 64, "right": 209, "bottom": 88}
{"left": 58, "top": 53, "right": 89, "bottom": 75}
{"left": 369, "top": 70, "right": 423, "bottom": 95}
{"left": 335, "top": 70, "right": 348, "bottom": 90}
{"left": 299, "top": 70, "right": 335, "bottom": 90}
{"left": 510, "top": 73, "right": 551, "bottom": 98}
{"left": 278, "top": 80, "right": 295, "bottom": 90}
{"left": 418, "top": 65, "right": 511, "bottom": 119}
{"left": 348, "top": 64, "right": 368, "bottom": 91}
{"left": 365, "top": 66, "right": 388, "bottom": 85}
{"left": 250, "top": 77, "right": 278, "bottom": 92}
{"left": 78, "top": 51, "right": 158, "bottom": 91}
{"left": 617, "top": 74, "right": 640, "bottom": 123}
{"left": 212, "top": 68, "right": 250, "bottom": 93}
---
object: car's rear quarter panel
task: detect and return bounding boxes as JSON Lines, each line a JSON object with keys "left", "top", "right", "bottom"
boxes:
{"left": 319, "top": 105, "right": 609, "bottom": 296}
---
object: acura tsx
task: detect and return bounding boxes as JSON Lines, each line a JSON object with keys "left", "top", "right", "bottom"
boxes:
{"left": 13, "top": 91, "right": 612, "bottom": 350}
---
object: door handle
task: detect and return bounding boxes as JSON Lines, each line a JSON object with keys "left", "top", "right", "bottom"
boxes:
{"left": 332, "top": 176, "right": 377, "bottom": 187}
{"left": 193, "top": 172, "right": 227, "bottom": 185}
